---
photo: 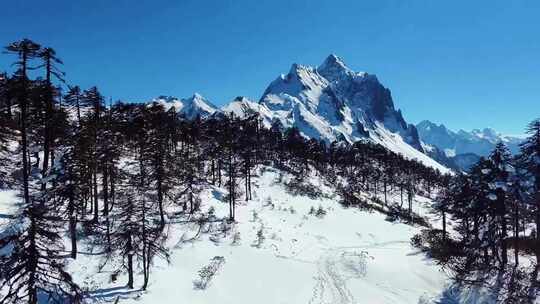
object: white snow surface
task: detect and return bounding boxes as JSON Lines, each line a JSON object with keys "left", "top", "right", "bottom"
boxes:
{"left": 0, "top": 190, "right": 18, "bottom": 225}
{"left": 57, "top": 167, "right": 490, "bottom": 303}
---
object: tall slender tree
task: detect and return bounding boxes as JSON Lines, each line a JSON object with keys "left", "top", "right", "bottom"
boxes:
{"left": 37, "top": 47, "right": 64, "bottom": 188}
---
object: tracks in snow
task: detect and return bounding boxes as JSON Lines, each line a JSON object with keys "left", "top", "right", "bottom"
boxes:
{"left": 308, "top": 240, "right": 408, "bottom": 304}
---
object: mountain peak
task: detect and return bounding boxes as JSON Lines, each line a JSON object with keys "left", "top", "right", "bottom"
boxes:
{"left": 152, "top": 93, "right": 217, "bottom": 120}
{"left": 233, "top": 96, "right": 250, "bottom": 102}
{"left": 191, "top": 92, "right": 205, "bottom": 100}
{"left": 288, "top": 63, "right": 316, "bottom": 76}
{"left": 321, "top": 54, "right": 348, "bottom": 69}
{"left": 418, "top": 120, "right": 448, "bottom": 131}
{"left": 317, "top": 54, "right": 352, "bottom": 78}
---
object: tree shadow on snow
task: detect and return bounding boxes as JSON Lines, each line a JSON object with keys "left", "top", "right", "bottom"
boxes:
{"left": 85, "top": 286, "right": 143, "bottom": 302}
{"left": 434, "top": 284, "right": 495, "bottom": 304}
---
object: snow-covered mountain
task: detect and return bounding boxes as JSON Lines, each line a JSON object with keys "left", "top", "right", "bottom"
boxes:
{"left": 256, "top": 55, "right": 447, "bottom": 172}
{"left": 258, "top": 55, "right": 422, "bottom": 148}
{"left": 416, "top": 120, "right": 524, "bottom": 171}
{"left": 221, "top": 96, "right": 276, "bottom": 128}
{"left": 417, "top": 120, "right": 524, "bottom": 156}
{"left": 153, "top": 55, "right": 448, "bottom": 173}
{"left": 154, "top": 93, "right": 219, "bottom": 119}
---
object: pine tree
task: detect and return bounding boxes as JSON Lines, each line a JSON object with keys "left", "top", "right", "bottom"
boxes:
{"left": 103, "top": 139, "right": 169, "bottom": 290}
{"left": 64, "top": 86, "right": 83, "bottom": 126}
{"left": 0, "top": 72, "right": 11, "bottom": 118}
{"left": 82, "top": 87, "right": 104, "bottom": 223}
{"left": 1, "top": 39, "right": 81, "bottom": 304}
{"left": 4, "top": 39, "right": 40, "bottom": 208}
{"left": 486, "top": 142, "right": 512, "bottom": 266}
{"left": 37, "top": 47, "right": 64, "bottom": 188}
{"left": 238, "top": 115, "right": 258, "bottom": 201}
{"left": 519, "top": 118, "right": 540, "bottom": 265}
{"left": 433, "top": 174, "right": 452, "bottom": 241}
{"left": 0, "top": 201, "right": 82, "bottom": 303}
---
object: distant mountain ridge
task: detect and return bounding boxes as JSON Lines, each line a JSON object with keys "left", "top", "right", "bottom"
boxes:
{"left": 416, "top": 120, "right": 525, "bottom": 171}
{"left": 153, "top": 93, "right": 218, "bottom": 120}
{"left": 417, "top": 120, "right": 524, "bottom": 156}
{"left": 146, "top": 55, "right": 450, "bottom": 173}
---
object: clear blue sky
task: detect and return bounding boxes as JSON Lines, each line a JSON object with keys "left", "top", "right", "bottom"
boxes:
{"left": 1, "top": 0, "right": 538, "bottom": 134}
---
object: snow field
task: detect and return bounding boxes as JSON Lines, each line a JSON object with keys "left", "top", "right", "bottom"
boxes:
{"left": 63, "top": 167, "right": 454, "bottom": 304}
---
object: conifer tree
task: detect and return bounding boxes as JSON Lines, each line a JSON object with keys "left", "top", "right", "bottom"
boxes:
{"left": 37, "top": 47, "right": 64, "bottom": 185}
{"left": 520, "top": 118, "right": 540, "bottom": 264}
{"left": 64, "top": 86, "right": 83, "bottom": 126}
{"left": 4, "top": 39, "right": 40, "bottom": 207}
{"left": 487, "top": 142, "right": 512, "bottom": 266}
{"left": 1, "top": 39, "right": 81, "bottom": 304}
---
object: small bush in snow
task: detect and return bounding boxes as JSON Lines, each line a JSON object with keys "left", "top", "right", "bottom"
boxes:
{"left": 284, "top": 177, "right": 323, "bottom": 199}
{"left": 251, "top": 210, "right": 259, "bottom": 222}
{"left": 193, "top": 256, "right": 226, "bottom": 290}
{"left": 264, "top": 197, "right": 275, "bottom": 209}
{"left": 411, "top": 229, "right": 462, "bottom": 263}
{"left": 207, "top": 206, "right": 216, "bottom": 218}
{"left": 219, "top": 219, "right": 232, "bottom": 235}
{"left": 309, "top": 205, "right": 327, "bottom": 218}
{"left": 270, "top": 232, "right": 281, "bottom": 241}
{"left": 231, "top": 231, "right": 241, "bottom": 246}
{"left": 289, "top": 206, "right": 296, "bottom": 214}
{"left": 252, "top": 226, "right": 265, "bottom": 248}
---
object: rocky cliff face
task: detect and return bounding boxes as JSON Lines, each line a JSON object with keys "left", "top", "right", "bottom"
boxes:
{"left": 259, "top": 54, "right": 424, "bottom": 152}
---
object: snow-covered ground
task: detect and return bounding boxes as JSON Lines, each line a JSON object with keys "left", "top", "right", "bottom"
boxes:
{"left": 53, "top": 167, "right": 476, "bottom": 304}
{"left": 0, "top": 190, "right": 18, "bottom": 225}
{"left": 1, "top": 165, "right": 504, "bottom": 303}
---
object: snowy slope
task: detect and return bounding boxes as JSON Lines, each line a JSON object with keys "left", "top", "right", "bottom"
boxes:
{"left": 221, "top": 96, "right": 276, "bottom": 128}
{"left": 64, "top": 167, "right": 485, "bottom": 304}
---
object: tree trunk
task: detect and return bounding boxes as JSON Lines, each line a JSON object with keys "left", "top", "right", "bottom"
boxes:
{"left": 245, "top": 160, "right": 249, "bottom": 201}
{"left": 157, "top": 166, "right": 165, "bottom": 227}
{"left": 28, "top": 213, "right": 38, "bottom": 304}
{"left": 142, "top": 202, "right": 149, "bottom": 290}
{"left": 92, "top": 167, "right": 98, "bottom": 222}
{"left": 248, "top": 167, "right": 252, "bottom": 200}
{"left": 41, "top": 59, "right": 52, "bottom": 191}
{"left": 103, "top": 162, "right": 109, "bottom": 216}
{"left": 109, "top": 169, "right": 115, "bottom": 213}
{"left": 514, "top": 200, "right": 519, "bottom": 266}
{"left": 76, "top": 96, "right": 81, "bottom": 126}
{"left": 500, "top": 194, "right": 508, "bottom": 266}
{"left": 211, "top": 159, "right": 215, "bottom": 185}
{"left": 69, "top": 192, "right": 77, "bottom": 259}
{"left": 400, "top": 186, "right": 403, "bottom": 208}
{"left": 383, "top": 180, "right": 387, "bottom": 205}
{"left": 127, "top": 234, "right": 134, "bottom": 289}
{"left": 536, "top": 194, "right": 540, "bottom": 265}
{"left": 217, "top": 159, "right": 222, "bottom": 187}
{"left": 19, "top": 53, "right": 31, "bottom": 207}
{"left": 442, "top": 209, "right": 446, "bottom": 241}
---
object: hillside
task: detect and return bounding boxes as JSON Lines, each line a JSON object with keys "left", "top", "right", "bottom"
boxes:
{"left": 1, "top": 167, "right": 491, "bottom": 304}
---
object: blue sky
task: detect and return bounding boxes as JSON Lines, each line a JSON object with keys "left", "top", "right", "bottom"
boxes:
{"left": 1, "top": 0, "right": 538, "bottom": 134}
